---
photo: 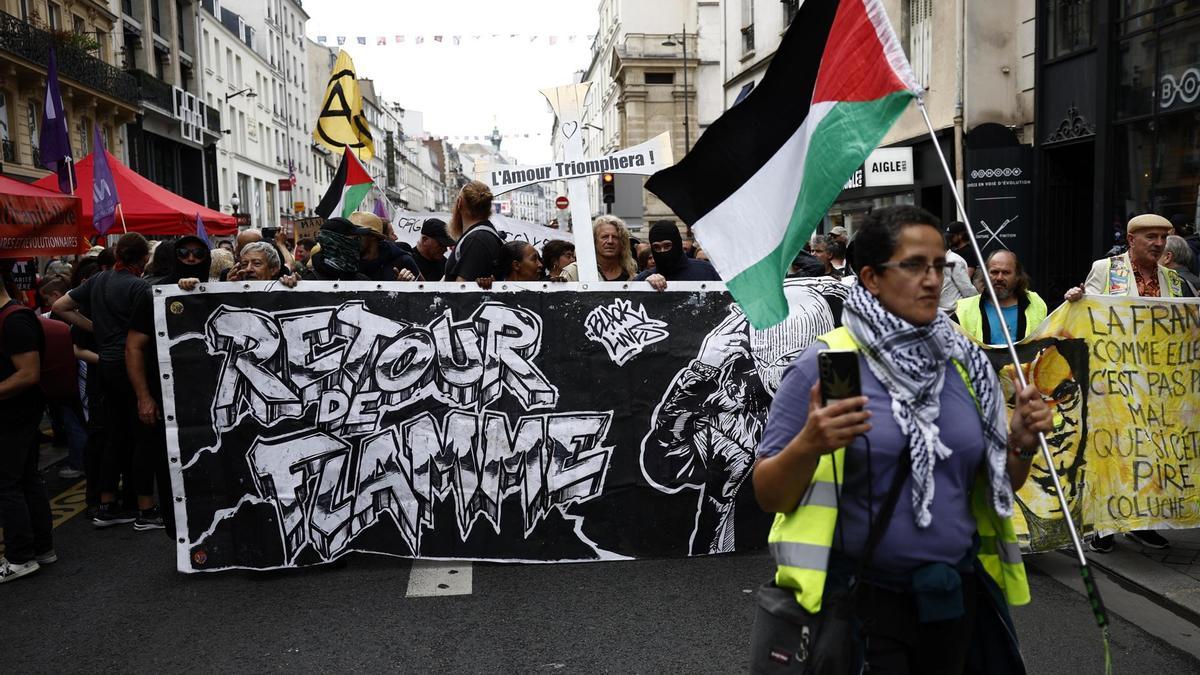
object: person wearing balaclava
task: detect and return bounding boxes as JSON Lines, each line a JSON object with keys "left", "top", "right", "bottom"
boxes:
{"left": 634, "top": 220, "right": 721, "bottom": 290}
{"left": 154, "top": 235, "right": 212, "bottom": 290}
{"left": 300, "top": 217, "right": 372, "bottom": 281}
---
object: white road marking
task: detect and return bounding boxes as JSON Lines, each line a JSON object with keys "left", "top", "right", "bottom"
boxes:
{"left": 405, "top": 560, "right": 473, "bottom": 597}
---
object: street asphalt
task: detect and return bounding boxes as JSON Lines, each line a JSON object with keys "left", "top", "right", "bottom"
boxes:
{"left": 4, "top": 475, "right": 1199, "bottom": 673}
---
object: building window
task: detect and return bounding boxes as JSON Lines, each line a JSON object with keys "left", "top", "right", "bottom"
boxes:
{"left": 177, "top": 1, "right": 186, "bottom": 47}
{"left": 906, "top": 0, "right": 933, "bottom": 89}
{"left": 740, "top": 0, "right": 755, "bottom": 54}
{"left": 26, "top": 101, "right": 38, "bottom": 161}
{"left": 47, "top": 2, "right": 61, "bottom": 30}
{"left": 1047, "top": 0, "right": 1094, "bottom": 59}
{"left": 151, "top": 0, "right": 162, "bottom": 35}
{"left": 72, "top": 14, "right": 84, "bottom": 36}
{"left": 646, "top": 72, "right": 675, "bottom": 85}
{"left": 1116, "top": 31, "right": 1156, "bottom": 119}
{"left": 783, "top": 0, "right": 800, "bottom": 25}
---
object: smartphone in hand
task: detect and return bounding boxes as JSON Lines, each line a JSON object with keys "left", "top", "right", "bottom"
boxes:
{"left": 818, "top": 350, "right": 862, "bottom": 406}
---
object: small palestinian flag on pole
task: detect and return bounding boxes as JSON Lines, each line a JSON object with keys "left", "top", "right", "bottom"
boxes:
{"left": 315, "top": 145, "right": 374, "bottom": 219}
{"left": 646, "top": 0, "right": 922, "bottom": 329}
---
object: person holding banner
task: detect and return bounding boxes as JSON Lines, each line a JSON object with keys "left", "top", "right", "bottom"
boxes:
{"left": 444, "top": 181, "right": 504, "bottom": 283}
{"left": 637, "top": 221, "right": 721, "bottom": 290}
{"left": 1065, "top": 214, "right": 1193, "bottom": 301}
{"left": 501, "top": 241, "right": 545, "bottom": 282}
{"left": 1064, "top": 213, "right": 1190, "bottom": 553}
{"left": 560, "top": 216, "right": 638, "bottom": 282}
{"left": 754, "top": 206, "right": 1052, "bottom": 673}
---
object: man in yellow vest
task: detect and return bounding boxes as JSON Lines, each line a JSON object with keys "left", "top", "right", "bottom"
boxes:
{"left": 956, "top": 250, "right": 1047, "bottom": 345}
{"left": 1065, "top": 214, "right": 1192, "bottom": 301}
{"left": 1065, "top": 213, "right": 1188, "bottom": 553}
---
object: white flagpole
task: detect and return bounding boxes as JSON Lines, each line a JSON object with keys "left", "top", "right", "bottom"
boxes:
{"left": 915, "top": 99, "right": 1111, "bottom": 664}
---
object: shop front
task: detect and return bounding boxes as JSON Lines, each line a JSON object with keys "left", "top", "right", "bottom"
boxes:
{"left": 829, "top": 132, "right": 957, "bottom": 238}
{"left": 1111, "top": 2, "right": 1200, "bottom": 231}
{"left": 1035, "top": 0, "right": 1199, "bottom": 298}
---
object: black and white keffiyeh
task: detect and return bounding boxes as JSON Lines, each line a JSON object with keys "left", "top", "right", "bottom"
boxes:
{"left": 842, "top": 283, "right": 1013, "bottom": 528}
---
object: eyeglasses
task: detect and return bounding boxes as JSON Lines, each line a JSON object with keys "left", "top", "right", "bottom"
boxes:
{"left": 176, "top": 246, "right": 206, "bottom": 259}
{"left": 876, "top": 259, "right": 956, "bottom": 277}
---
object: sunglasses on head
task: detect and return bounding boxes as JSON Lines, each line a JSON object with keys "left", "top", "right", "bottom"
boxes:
{"left": 176, "top": 246, "right": 207, "bottom": 259}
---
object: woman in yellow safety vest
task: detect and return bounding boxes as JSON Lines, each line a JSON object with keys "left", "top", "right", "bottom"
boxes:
{"left": 753, "top": 205, "right": 1053, "bottom": 674}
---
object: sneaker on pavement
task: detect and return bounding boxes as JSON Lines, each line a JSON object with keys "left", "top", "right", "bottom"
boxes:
{"left": 93, "top": 505, "right": 136, "bottom": 528}
{"left": 34, "top": 550, "right": 58, "bottom": 565}
{"left": 134, "top": 508, "right": 165, "bottom": 531}
{"left": 57, "top": 466, "right": 84, "bottom": 479}
{"left": 1087, "top": 534, "right": 1114, "bottom": 553}
{"left": 1125, "top": 530, "right": 1170, "bottom": 549}
{"left": 0, "top": 558, "right": 40, "bottom": 584}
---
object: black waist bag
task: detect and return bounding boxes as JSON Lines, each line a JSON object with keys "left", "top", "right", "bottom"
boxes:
{"left": 749, "top": 448, "right": 912, "bottom": 674}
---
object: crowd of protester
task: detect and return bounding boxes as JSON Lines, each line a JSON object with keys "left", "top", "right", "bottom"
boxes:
{"left": 3, "top": 179, "right": 1198, "bottom": 584}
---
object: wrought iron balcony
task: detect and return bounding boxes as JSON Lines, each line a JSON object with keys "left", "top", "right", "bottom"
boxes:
{"left": 129, "top": 68, "right": 173, "bottom": 112}
{"left": 0, "top": 11, "right": 139, "bottom": 104}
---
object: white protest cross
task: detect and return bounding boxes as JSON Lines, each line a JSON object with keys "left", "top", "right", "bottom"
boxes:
{"left": 475, "top": 83, "right": 674, "bottom": 283}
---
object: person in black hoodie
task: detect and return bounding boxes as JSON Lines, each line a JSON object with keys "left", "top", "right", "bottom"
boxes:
{"left": 122, "top": 234, "right": 214, "bottom": 537}
{"left": 300, "top": 218, "right": 372, "bottom": 281}
{"left": 349, "top": 211, "right": 420, "bottom": 281}
{"left": 635, "top": 220, "right": 721, "bottom": 290}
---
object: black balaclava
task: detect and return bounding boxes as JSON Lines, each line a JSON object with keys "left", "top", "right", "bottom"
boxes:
{"left": 314, "top": 218, "right": 364, "bottom": 279}
{"left": 165, "top": 235, "right": 212, "bottom": 283}
{"left": 649, "top": 221, "right": 686, "bottom": 275}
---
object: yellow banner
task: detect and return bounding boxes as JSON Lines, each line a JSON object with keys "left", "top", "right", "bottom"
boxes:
{"left": 984, "top": 296, "right": 1200, "bottom": 551}
{"left": 313, "top": 50, "right": 375, "bottom": 160}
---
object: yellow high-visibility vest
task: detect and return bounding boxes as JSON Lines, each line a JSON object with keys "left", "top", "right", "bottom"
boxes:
{"left": 955, "top": 292, "right": 1047, "bottom": 345}
{"left": 768, "top": 327, "right": 1031, "bottom": 613}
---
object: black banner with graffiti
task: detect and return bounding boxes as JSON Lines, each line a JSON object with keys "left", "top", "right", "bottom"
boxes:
{"left": 158, "top": 279, "right": 849, "bottom": 572}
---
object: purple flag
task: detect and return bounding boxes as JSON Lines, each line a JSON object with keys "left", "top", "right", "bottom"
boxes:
{"left": 195, "top": 212, "right": 210, "bottom": 247}
{"left": 91, "top": 127, "right": 119, "bottom": 235}
{"left": 372, "top": 194, "right": 389, "bottom": 220}
{"left": 39, "top": 48, "right": 76, "bottom": 194}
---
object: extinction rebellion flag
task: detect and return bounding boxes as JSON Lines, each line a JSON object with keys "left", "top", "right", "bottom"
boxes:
{"left": 315, "top": 145, "right": 374, "bottom": 219}
{"left": 646, "top": 0, "right": 922, "bottom": 328}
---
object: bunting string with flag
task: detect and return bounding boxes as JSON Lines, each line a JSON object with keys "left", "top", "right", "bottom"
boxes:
{"left": 314, "top": 34, "right": 593, "bottom": 46}
{"left": 313, "top": 50, "right": 375, "bottom": 160}
{"left": 39, "top": 47, "right": 76, "bottom": 195}
{"left": 646, "top": 0, "right": 922, "bottom": 329}
{"left": 315, "top": 146, "right": 374, "bottom": 219}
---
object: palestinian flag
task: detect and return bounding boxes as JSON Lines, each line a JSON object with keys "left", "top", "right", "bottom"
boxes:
{"left": 315, "top": 146, "right": 374, "bottom": 219}
{"left": 646, "top": 0, "right": 922, "bottom": 328}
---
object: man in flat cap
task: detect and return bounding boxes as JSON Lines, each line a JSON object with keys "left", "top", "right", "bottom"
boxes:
{"left": 1065, "top": 213, "right": 1192, "bottom": 301}
{"left": 1065, "top": 213, "right": 1191, "bottom": 555}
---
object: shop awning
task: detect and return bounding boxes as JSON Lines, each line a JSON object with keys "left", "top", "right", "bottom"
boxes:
{"left": 33, "top": 150, "right": 237, "bottom": 236}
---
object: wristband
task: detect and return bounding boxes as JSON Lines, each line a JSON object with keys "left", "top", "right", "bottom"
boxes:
{"left": 689, "top": 361, "right": 719, "bottom": 379}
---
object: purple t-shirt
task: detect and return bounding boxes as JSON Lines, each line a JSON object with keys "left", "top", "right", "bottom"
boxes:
{"left": 758, "top": 343, "right": 985, "bottom": 574}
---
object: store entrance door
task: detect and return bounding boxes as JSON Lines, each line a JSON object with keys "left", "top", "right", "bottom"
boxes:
{"left": 1037, "top": 141, "right": 1095, "bottom": 301}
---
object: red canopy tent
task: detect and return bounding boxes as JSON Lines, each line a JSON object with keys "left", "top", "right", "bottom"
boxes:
{"left": 33, "top": 150, "right": 236, "bottom": 236}
{"left": 0, "top": 173, "right": 84, "bottom": 258}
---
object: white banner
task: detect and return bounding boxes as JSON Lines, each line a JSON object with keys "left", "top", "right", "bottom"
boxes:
{"left": 391, "top": 210, "right": 573, "bottom": 251}
{"left": 476, "top": 133, "right": 674, "bottom": 195}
